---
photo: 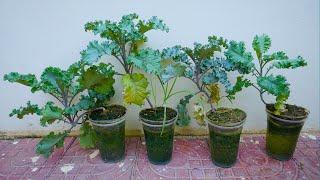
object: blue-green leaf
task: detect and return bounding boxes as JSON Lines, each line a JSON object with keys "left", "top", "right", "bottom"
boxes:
{"left": 225, "top": 41, "right": 254, "bottom": 74}
{"left": 36, "top": 131, "right": 68, "bottom": 158}
{"left": 252, "top": 34, "right": 271, "bottom": 59}
{"left": 273, "top": 56, "right": 307, "bottom": 69}
{"left": 257, "top": 75, "right": 290, "bottom": 113}
{"left": 176, "top": 94, "right": 193, "bottom": 126}
{"left": 40, "top": 102, "right": 63, "bottom": 127}
{"left": 81, "top": 41, "right": 120, "bottom": 64}
{"left": 128, "top": 48, "right": 162, "bottom": 74}
{"left": 4, "top": 72, "right": 38, "bottom": 88}
{"left": 9, "top": 101, "right": 41, "bottom": 119}
{"left": 64, "top": 95, "right": 95, "bottom": 115}
{"left": 39, "top": 67, "right": 72, "bottom": 95}
{"left": 263, "top": 51, "right": 288, "bottom": 62}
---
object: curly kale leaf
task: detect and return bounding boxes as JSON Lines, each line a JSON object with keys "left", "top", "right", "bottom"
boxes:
{"left": 201, "top": 67, "right": 232, "bottom": 91}
{"left": 176, "top": 94, "right": 193, "bottom": 126}
{"left": 183, "top": 43, "right": 216, "bottom": 61}
{"left": 79, "top": 122, "right": 97, "bottom": 148}
{"left": 39, "top": 67, "right": 73, "bottom": 95}
{"left": 263, "top": 51, "right": 288, "bottom": 62}
{"left": 161, "top": 46, "right": 193, "bottom": 79}
{"left": 40, "top": 102, "right": 63, "bottom": 127}
{"left": 273, "top": 56, "right": 307, "bottom": 69}
{"left": 67, "top": 61, "right": 86, "bottom": 77}
{"left": 84, "top": 13, "right": 168, "bottom": 55}
{"left": 9, "top": 101, "right": 41, "bottom": 119}
{"left": 127, "top": 48, "right": 162, "bottom": 74}
{"left": 227, "top": 76, "right": 252, "bottom": 100}
{"left": 121, "top": 73, "right": 149, "bottom": 106}
{"left": 257, "top": 75, "right": 290, "bottom": 113}
{"left": 252, "top": 34, "right": 271, "bottom": 60}
{"left": 78, "top": 64, "right": 115, "bottom": 95}
{"left": 138, "top": 16, "right": 169, "bottom": 33}
{"left": 36, "top": 131, "right": 68, "bottom": 158}
{"left": 225, "top": 41, "right": 254, "bottom": 74}
{"left": 208, "top": 35, "right": 228, "bottom": 48}
{"left": 64, "top": 95, "right": 95, "bottom": 115}
{"left": 160, "top": 60, "right": 187, "bottom": 82}
{"left": 81, "top": 40, "right": 121, "bottom": 64}
{"left": 4, "top": 72, "right": 39, "bottom": 92}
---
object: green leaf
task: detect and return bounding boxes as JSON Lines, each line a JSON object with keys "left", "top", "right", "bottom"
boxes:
{"left": 252, "top": 34, "right": 271, "bottom": 59}
{"left": 184, "top": 42, "right": 220, "bottom": 61}
{"left": 225, "top": 41, "right": 254, "bottom": 74}
{"left": 128, "top": 48, "right": 162, "bottom": 74}
{"left": 9, "top": 101, "right": 41, "bottom": 119}
{"left": 84, "top": 14, "right": 168, "bottom": 53}
{"left": 64, "top": 95, "right": 95, "bottom": 115}
{"left": 263, "top": 51, "right": 288, "bottom": 62}
{"left": 121, "top": 73, "right": 149, "bottom": 106}
{"left": 176, "top": 94, "right": 193, "bottom": 126}
{"left": 160, "top": 59, "right": 187, "bottom": 82}
{"left": 161, "top": 46, "right": 192, "bottom": 80}
{"left": 36, "top": 131, "right": 68, "bottom": 158}
{"left": 78, "top": 64, "right": 115, "bottom": 95}
{"left": 273, "top": 56, "right": 307, "bottom": 69}
{"left": 138, "top": 16, "right": 169, "bottom": 33}
{"left": 79, "top": 122, "right": 97, "bottom": 148}
{"left": 39, "top": 67, "right": 72, "bottom": 95}
{"left": 81, "top": 41, "right": 120, "bottom": 64}
{"left": 40, "top": 102, "right": 63, "bottom": 126}
{"left": 257, "top": 75, "right": 290, "bottom": 113}
{"left": 227, "top": 76, "right": 252, "bottom": 100}
{"left": 208, "top": 35, "right": 228, "bottom": 48}
{"left": 67, "top": 61, "right": 86, "bottom": 77}
{"left": 4, "top": 72, "right": 38, "bottom": 91}
{"left": 88, "top": 89, "right": 115, "bottom": 107}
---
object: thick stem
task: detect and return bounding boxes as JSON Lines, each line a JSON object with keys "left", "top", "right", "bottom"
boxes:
{"left": 259, "top": 91, "right": 267, "bottom": 105}
{"left": 251, "top": 83, "right": 267, "bottom": 105}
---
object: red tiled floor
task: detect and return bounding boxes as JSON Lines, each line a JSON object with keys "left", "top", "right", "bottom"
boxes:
{"left": 0, "top": 134, "right": 319, "bottom": 180}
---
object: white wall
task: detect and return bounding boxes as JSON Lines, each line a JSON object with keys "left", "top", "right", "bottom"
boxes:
{"left": 0, "top": 0, "right": 319, "bottom": 135}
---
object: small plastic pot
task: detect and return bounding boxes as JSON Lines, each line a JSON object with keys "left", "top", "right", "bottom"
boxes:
{"left": 266, "top": 105, "right": 309, "bottom": 161}
{"left": 89, "top": 105, "right": 126, "bottom": 163}
{"left": 139, "top": 107, "right": 177, "bottom": 165}
{"left": 206, "top": 109, "right": 246, "bottom": 168}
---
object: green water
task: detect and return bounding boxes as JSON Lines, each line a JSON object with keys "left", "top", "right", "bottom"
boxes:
{"left": 208, "top": 125, "right": 242, "bottom": 168}
{"left": 266, "top": 116, "right": 303, "bottom": 161}
{"left": 143, "top": 124, "right": 174, "bottom": 165}
{"left": 93, "top": 121, "right": 125, "bottom": 163}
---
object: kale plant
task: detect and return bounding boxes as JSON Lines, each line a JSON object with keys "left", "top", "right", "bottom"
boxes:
{"left": 164, "top": 36, "right": 251, "bottom": 126}
{"left": 225, "top": 34, "right": 307, "bottom": 114}
{"left": 128, "top": 47, "right": 190, "bottom": 127}
{"left": 81, "top": 13, "right": 169, "bottom": 107}
{"left": 4, "top": 62, "right": 115, "bottom": 157}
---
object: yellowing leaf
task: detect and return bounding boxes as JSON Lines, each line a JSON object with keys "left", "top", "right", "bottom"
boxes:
{"left": 206, "top": 83, "right": 220, "bottom": 104}
{"left": 121, "top": 73, "right": 149, "bottom": 106}
{"left": 193, "top": 103, "right": 205, "bottom": 126}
